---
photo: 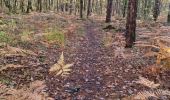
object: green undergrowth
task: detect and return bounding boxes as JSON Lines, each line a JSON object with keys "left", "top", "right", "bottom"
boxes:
{"left": 0, "top": 31, "right": 14, "bottom": 44}
{"left": 0, "top": 76, "right": 13, "bottom": 86}
{"left": 44, "top": 28, "right": 65, "bottom": 46}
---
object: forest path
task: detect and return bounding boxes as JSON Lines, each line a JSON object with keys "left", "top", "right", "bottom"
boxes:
{"left": 71, "top": 21, "right": 113, "bottom": 99}
{"left": 46, "top": 20, "right": 149, "bottom": 99}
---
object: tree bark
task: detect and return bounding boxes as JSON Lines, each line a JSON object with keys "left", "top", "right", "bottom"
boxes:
{"left": 125, "top": 0, "right": 138, "bottom": 48}
{"left": 106, "top": 0, "right": 113, "bottom": 23}
{"left": 87, "top": 0, "right": 92, "bottom": 18}
{"left": 26, "top": 0, "right": 33, "bottom": 13}
{"left": 153, "top": 0, "right": 160, "bottom": 21}
{"left": 69, "top": 0, "right": 73, "bottom": 14}
{"left": 122, "top": 0, "right": 128, "bottom": 18}
{"left": 167, "top": 3, "right": 170, "bottom": 23}
{"left": 80, "top": 0, "right": 83, "bottom": 18}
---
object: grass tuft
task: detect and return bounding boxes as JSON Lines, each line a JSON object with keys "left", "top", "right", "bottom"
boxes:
{"left": 0, "top": 31, "right": 13, "bottom": 43}
{"left": 44, "top": 29, "right": 65, "bottom": 46}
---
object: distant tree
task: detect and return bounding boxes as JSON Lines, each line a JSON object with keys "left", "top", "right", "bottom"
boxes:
{"left": 106, "top": 0, "right": 113, "bottom": 23}
{"left": 153, "top": 0, "right": 161, "bottom": 21}
{"left": 20, "top": 0, "right": 25, "bottom": 13}
{"left": 125, "top": 0, "right": 138, "bottom": 48}
{"left": 26, "top": 0, "right": 33, "bottom": 13}
{"left": 13, "top": 0, "right": 17, "bottom": 13}
{"left": 69, "top": 0, "right": 73, "bottom": 14}
{"left": 37, "top": 0, "right": 42, "bottom": 12}
{"left": 80, "top": 0, "right": 83, "bottom": 18}
{"left": 87, "top": 0, "right": 92, "bottom": 18}
{"left": 4, "top": 0, "right": 12, "bottom": 12}
{"left": 168, "top": 3, "right": 170, "bottom": 23}
{"left": 122, "top": 0, "right": 128, "bottom": 18}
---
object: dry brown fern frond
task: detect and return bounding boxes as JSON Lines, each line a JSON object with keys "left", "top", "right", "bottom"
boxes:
{"left": 2, "top": 81, "right": 53, "bottom": 100}
{"left": 134, "top": 89, "right": 170, "bottom": 100}
{"left": 49, "top": 52, "right": 74, "bottom": 77}
{"left": 161, "top": 57, "right": 170, "bottom": 69}
{"left": 0, "top": 82, "right": 11, "bottom": 100}
{"left": 135, "top": 39, "right": 170, "bottom": 70}
{"left": 156, "top": 47, "right": 170, "bottom": 65}
{"left": 0, "top": 45, "right": 37, "bottom": 57}
{"left": 134, "top": 43, "right": 159, "bottom": 50}
{"left": 6, "top": 45, "right": 37, "bottom": 56}
{"left": 0, "top": 64, "right": 23, "bottom": 72}
{"left": 134, "top": 90, "right": 157, "bottom": 100}
{"left": 136, "top": 76, "right": 160, "bottom": 89}
{"left": 142, "top": 65, "right": 162, "bottom": 76}
{"left": 152, "top": 36, "right": 170, "bottom": 46}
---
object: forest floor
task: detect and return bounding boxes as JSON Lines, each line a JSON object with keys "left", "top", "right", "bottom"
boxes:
{"left": 0, "top": 13, "right": 170, "bottom": 100}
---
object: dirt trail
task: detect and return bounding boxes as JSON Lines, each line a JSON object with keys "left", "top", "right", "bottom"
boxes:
{"left": 70, "top": 22, "right": 109, "bottom": 99}
{"left": 46, "top": 20, "right": 151, "bottom": 99}
{"left": 76, "top": 22, "right": 107, "bottom": 98}
{"left": 40, "top": 16, "right": 170, "bottom": 99}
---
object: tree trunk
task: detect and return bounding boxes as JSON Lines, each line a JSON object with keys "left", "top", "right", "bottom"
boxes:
{"left": 80, "top": 0, "right": 83, "bottom": 18}
{"left": 106, "top": 0, "right": 113, "bottom": 23}
{"left": 83, "top": 0, "right": 86, "bottom": 11}
{"left": 13, "top": 0, "right": 17, "bottom": 13}
{"left": 26, "top": 0, "right": 33, "bottom": 13}
{"left": 20, "top": 0, "right": 25, "bottom": 13}
{"left": 87, "top": 0, "right": 92, "bottom": 18}
{"left": 125, "top": 0, "right": 138, "bottom": 48}
{"left": 37, "top": 0, "right": 42, "bottom": 12}
{"left": 122, "top": 0, "right": 128, "bottom": 18}
{"left": 153, "top": 0, "right": 160, "bottom": 21}
{"left": 99, "top": 0, "right": 103, "bottom": 14}
{"left": 69, "top": 0, "right": 73, "bottom": 14}
{"left": 167, "top": 3, "right": 170, "bottom": 23}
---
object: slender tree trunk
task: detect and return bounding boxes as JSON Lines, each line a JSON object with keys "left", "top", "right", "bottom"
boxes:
{"left": 83, "top": 0, "right": 86, "bottom": 11}
{"left": 4, "top": 0, "right": 12, "bottom": 12}
{"left": 37, "top": 0, "right": 42, "bottom": 12}
{"left": 99, "top": 0, "right": 103, "bottom": 14}
{"left": 125, "top": 0, "right": 138, "bottom": 48}
{"left": 20, "top": 0, "right": 25, "bottom": 13}
{"left": 69, "top": 0, "right": 73, "bottom": 14}
{"left": 106, "top": 0, "right": 113, "bottom": 23}
{"left": 153, "top": 0, "right": 160, "bottom": 21}
{"left": 56, "top": 0, "right": 59, "bottom": 12}
{"left": 122, "top": 0, "right": 128, "bottom": 17}
{"left": 80, "top": 0, "right": 83, "bottom": 18}
{"left": 168, "top": 3, "right": 170, "bottom": 23}
{"left": 0, "top": 0, "right": 3, "bottom": 8}
{"left": 26, "top": 0, "right": 33, "bottom": 13}
{"left": 13, "top": 0, "right": 17, "bottom": 13}
{"left": 87, "top": 0, "right": 92, "bottom": 18}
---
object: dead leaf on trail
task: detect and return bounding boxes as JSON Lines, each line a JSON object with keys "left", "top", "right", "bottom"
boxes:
{"left": 114, "top": 47, "right": 125, "bottom": 58}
